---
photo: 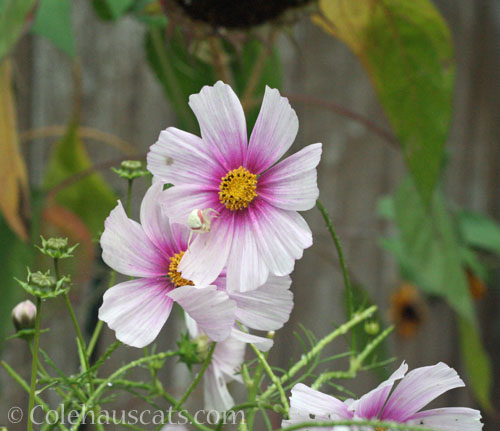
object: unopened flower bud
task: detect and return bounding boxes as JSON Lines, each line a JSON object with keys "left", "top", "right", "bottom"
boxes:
{"left": 11, "top": 300, "right": 37, "bottom": 331}
{"left": 37, "top": 236, "right": 78, "bottom": 259}
{"left": 112, "top": 160, "right": 150, "bottom": 180}
{"left": 30, "top": 271, "right": 57, "bottom": 289}
{"left": 364, "top": 320, "right": 380, "bottom": 335}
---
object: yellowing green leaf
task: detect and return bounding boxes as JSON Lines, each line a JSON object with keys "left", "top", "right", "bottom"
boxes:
{"left": 44, "top": 122, "right": 117, "bottom": 237}
{"left": 0, "top": 59, "right": 30, "bottom": 240}
{"left": 315, "top": 0, "right": 455, "bottom": 202}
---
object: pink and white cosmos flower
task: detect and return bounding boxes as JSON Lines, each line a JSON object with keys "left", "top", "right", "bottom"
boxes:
{"left": 148, "top": 81, "right": 322, "bottom": 292}
{"left": 283, "top": 362, "right": 482, "bottom": 431}
{"left": 99, "top": 183, "right": 236, "bottom": 348}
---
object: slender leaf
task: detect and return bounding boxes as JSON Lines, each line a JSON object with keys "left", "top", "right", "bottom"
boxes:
{"left": 314, "top": 0, "right": 455, "bottom": 202}
{"left": 32, "top": 0, "right": 75, "bottom": 57}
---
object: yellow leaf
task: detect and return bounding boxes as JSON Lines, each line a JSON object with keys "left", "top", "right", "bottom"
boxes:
{"left": 0, "top": 59, "right": 30, "bottom": 240}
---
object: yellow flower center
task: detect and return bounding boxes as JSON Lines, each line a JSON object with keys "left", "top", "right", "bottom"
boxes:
{"left": 219, "top": 166, "right": 258, "bottom": 211}
{"left": 375, "top": 428, "right": 386, "bottom": 431}
{"left": 168, "top": 251, "right": 194, "bottom": 287}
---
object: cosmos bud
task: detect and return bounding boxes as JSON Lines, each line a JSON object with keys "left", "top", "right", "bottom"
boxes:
{"left": 11, "top": 300, "right": 37, "bottom": 331}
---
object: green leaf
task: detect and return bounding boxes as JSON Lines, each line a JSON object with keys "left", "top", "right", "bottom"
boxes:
{"left": 32, "top": 0, "right": 75, "bottom": 57}
{"left": 43, "top": 122, "right": 117, "bottom": 237}
{"left": 392, "top": 178, "right": 475, "bottom": 323}
{"left": 376, "top": 195, "right": 395, "bottom": 220}
{"left": 314, "top": 0, "right": 455, "bottom": 202}
{"left": 458, "top": 210, "right": 500, "bottom": 255}
{"left": 145, "top": 27, "right": 214, "bottom": 132}
{"left": 91, "top": 0, "right": 133, "bottom": 20}
{"left": 230, "top": 39, "right": 282, "bottom": 128}
{"left": 458, "top": 317, "right": 493, "bottom": 411}
{"left": 0, "top": 0, "right": 35, "bottom": 60}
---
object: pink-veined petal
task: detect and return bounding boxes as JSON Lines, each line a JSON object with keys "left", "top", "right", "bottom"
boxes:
{"left": 287, "top": 383, "right": 353, "bottom": 425}
{"left": 229, "top": 275, "right": 293, "bottom": 331}
{"left": 230, "top": 328, "right": 273, "bottom": 352}
{"left": 407, "top": 408, "right": 483, "bottom": 431}
{"left": 258, "top": 143, "right": 322, "bottom": 211}
{"left": 204, "top": 364, "right": 235, "bottom": 412}
{"left": 140, "top": 183, "right": 188, "bottom": 257}
{"left": 349, "top": 361, "right": 408, "bottom": 419}
{"left": 246, "top": 86, "right": 298, "bottom": 173}
{"left": 101, "top": 201, "right": 168, "bottom": 277}
{"left": 160, "top": 184, "right": 220, "bottom": 226}
{"left": 189, "top": 81, "right": 247, "bottom": 169}
{"left": 226, "top": 213, "right": 269, "bottom": 293}
{"left": 381, "top": 362, "right": 465, "bottom": 422}
{"left": 249, "top": 201, "right": 312, "bottom": 277}
{"left": 168, "top": 285, "right": 236, "bottom": 342}
{"left": 147, "top": 127, "right": 225, "bottom": 186}
{"left": 212, "top": 335, "right": 246, "bottom": 384}
{"left": 178, "top": 213, "right": 234, "bottom": 286}
{"left": 98, "top": 278, "right": 174, "bottom": 348}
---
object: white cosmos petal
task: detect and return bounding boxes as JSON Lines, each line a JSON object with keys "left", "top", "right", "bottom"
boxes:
{"left": 230, "top": 328, "right": 273, "bottom": 352}
{"left": 246, "top": 86, "right": 299, "bottom": 173}
{"left": 406, "top": 408, "right": 483, "bottom": 431}
{"left": 168, "top": 285, "right": 236, "bottom": 342}
{"left": 98, "top": 278, "right": 174, "bottom": 348}
{"left": 101, "top": 201, "right": 168, "bottom": 278}
{"left": 229, "top": 275, "right": 293, "bottom": 331}
{"left": 189, "top": 81, "right": 247, "bottom": 169}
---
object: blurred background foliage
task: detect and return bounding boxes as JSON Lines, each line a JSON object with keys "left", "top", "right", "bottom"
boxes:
{"left": 0, "top": 0, "right": 499, "bottom": 428}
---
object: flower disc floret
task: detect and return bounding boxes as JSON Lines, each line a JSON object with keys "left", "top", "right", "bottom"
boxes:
{"left": 219, "top": 166, "right": 258, "bottom": 211}
{"left": 168, "top": 251, "right": 194, "bottom": 287}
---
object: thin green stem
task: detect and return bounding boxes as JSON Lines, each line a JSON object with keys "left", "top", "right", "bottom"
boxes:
{"left": 316, "top": 199, "right": 355, "bottom": 357}
{"left": 55, "top": 257, "right": 94, "bottom": 392}
{"left": 175, "top": 342, "right": 216, "bottom": 410}
{"left": 71, "top": 351, "right": 178, "bottom": 431}
{"left": 259, "top": 306, "right": 377, "bottom": 400}
{"left": 28, "top": 297, "right": 42, "bottom": 431}
{"left": 126, "top": 178, "right": 133, "bottom": 216}
{"left": 1, "top": 361, "right": 66, "bottom": 431}
{"left": 158, "top": 390, "right": 215, "bottom": 431}
{"left": 87, "top": 270, "right": 115, "bottom": 357}
{"left": 250, "top": 344, "right": 289, "bottom": 416}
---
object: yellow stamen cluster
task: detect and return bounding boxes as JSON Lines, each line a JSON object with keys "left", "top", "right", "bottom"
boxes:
{"left": 168, "top": 251, "right": 194, "bottom": 287}
{"left": 375, "top": 428, "right": 387, "bottom": 431}
{"left": 219, "top": 166, "right": 258, "bottom": 211}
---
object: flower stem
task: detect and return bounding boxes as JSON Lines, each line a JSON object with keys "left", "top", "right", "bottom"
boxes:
{"left": 126, "top": 178, "right": 133, "bottom": 216}
{"left": 250, "top": 344, "right": 289, "bottom": 416}
{"left": 175, "top": 342, "right": 216, "bottom": 410}
{"left": 27, "top": 297, "right": 41, "bottom": 431}
{"left": 316, "top": 199, "right": 355, "bottom": 357}
{"left": 259, "top": 305, "right": 376, "bottom": 400}
{"left": 55, "top": 257, "right": 94, "bottom": 391}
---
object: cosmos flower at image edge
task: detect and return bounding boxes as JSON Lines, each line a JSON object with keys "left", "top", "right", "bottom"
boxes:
{"left": 148, "top": 81, "right": 322, "bottom": 293}
{"left": 283, "top": 362, "right": 483, "bottom": 430}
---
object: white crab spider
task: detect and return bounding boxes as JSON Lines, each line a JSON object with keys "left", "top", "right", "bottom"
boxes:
{"left": 186, "top": 208, "right": 219, "bottom": 249}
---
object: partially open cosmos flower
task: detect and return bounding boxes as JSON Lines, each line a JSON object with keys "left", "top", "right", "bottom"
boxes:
{"left": 283, "top": 362, "right": 482, "bottom": 430}
{"left": 186, "top": 315, "right": 247, "bottom": 411}
{"left": 99, "top": 183, "right": 236, "bottom": 348}
{"left": 148, "top": 82, "right": 322, "bottom": 292}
